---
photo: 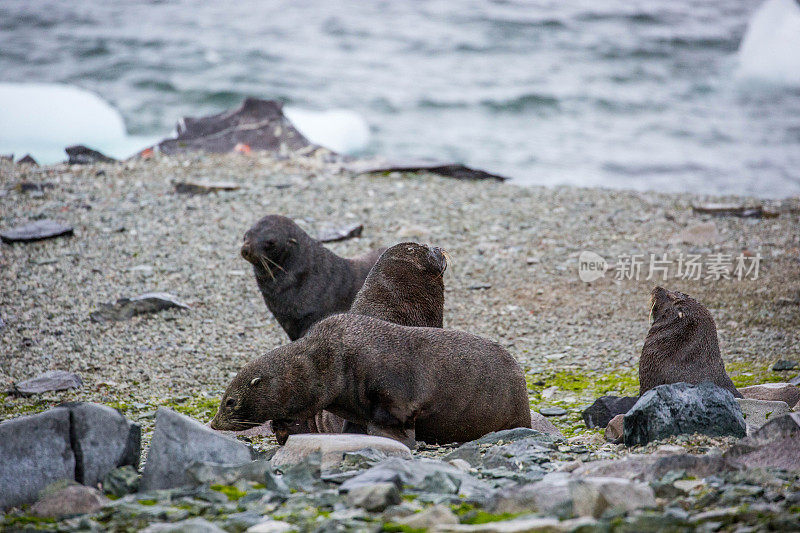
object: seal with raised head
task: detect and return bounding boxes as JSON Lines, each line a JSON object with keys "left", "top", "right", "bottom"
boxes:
{"left": 240, "top": 214, "right": 384, "bottom": 340}
{"left": 210, "top": 313, "right": 531, "bottom": 446}
{"left": 640, "top": 286, "right": 741, "bottom": 398}
{"left": 350, "top": 242, "right": 447, "bottom": 328}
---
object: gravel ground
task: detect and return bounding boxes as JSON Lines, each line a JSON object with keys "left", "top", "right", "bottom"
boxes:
{"left": 1, "top": 153, "right": 799, "bottom": 443}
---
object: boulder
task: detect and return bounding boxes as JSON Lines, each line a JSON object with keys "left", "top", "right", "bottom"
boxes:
{"left": 530, "top": 410, "right": 566, "bottom": 438}
{"left": 772, "top": 360, "right": 798, "bottom": 371}
{"left": 582, "top": 396, "right": 638, "bottom": 429}
{"left": 397, "top": 504, "right": 459, "bottom": 529}
{"left": 90, "top": 292, "right": 190, "bottom": 322}
{"left": 569, "top": 477, "right": 656, "bottom": 518}
{"left": 67, "top": 402, "right": 141, "bottom": 486}
{"left": 140, "top": 408, "right": 255, "bottom": 491}
{"left": 623, "top": 382, "right": 746, "bottom": 446}
{"left": 725, "top": 412, "right": 800, "bottom": 471}
{"left": 490, "top": 473, "right": 573, "bottom": 516}
{"left": 345, "top": 482, "right": 400, "bottom": 511}
{"left": 0, "top": 408, "right": 74, "bottom": 510}
{"left": 740, "top": 383, "right": 800, "bottom": 406}
{"left": 30, "top": 483, "right": 109, "bottom": 518}
{"left": 0, "top": 219, "right": 73, "bottom": 243}
{"left": 65, "top": 145, "right": 116, "bottom": 165}
{"left": 9, "top": 370, "right": 83, "bottom": 395}
{"left": 736, "top": 398, "right": 792, "bottom": 430}
{"left": 271, "top": 434, "right": 411, "bottom": 471}
{"left": 604, "top": 414, "right": 625, "bottom": 443}
{"left": 572, "top": 452, "right": 729, "bottom": 482}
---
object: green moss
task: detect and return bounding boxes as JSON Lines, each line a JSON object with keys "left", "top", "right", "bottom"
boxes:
{"left": 3, "top": 515, "right": 56, "bottom": 525}
{"left": 162, "top": 394, "right": 220, "bottom": 422}
{"left": 382, "top": 523, "right": 425, "bottom": 533}
{"left": 210, "top": 484, "right": 247, "bottom": 501}
{"left": 726, "top": 362, "right": 788, "bottom": 388}
{"left": 401, "top": 494, "right": 418, "bottom": 502}
{"left": 137, "top": 499, "right": 158, "bottom": 506}
{"left": 463, "top": 511, "right": 523, "bottom": 525}
{"left": 450, "top": 502, "right": 476, "bottom": 516}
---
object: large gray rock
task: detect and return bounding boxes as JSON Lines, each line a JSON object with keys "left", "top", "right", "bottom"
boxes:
{"left": 67, "top": 402, "right": 141, "bottom": 486}
{"left": 529, "top": 410, "right": 565, "bottom": 438}
{"left": 140, "top": 408, "right": 255, "bottom": 491}
{"left": 736, "top": 398, "right": 792, "bottom": 431}
{"left": 0, "top": 408, "right": 75, "bottom": 510}
{"left": 9, "top": 370, "right": 83, "bottom": 395}
{"left": 346, "top": 482, "right": 400, "bottom": 511}
{"left": 740, "top": 383, "right": 800, "bottom": 407}
{"left": 623, "top": 382, "right": 746, "bottom": 446}
{"left": 271, "top": 434, "right": 411, "bottom": 470}
{"left": 397, "top": 504, "right": 459, "bottom": 529}
{"left": 569, "top": 477, "right": 656, "bottom": 518}
{"left": 725, "top": 412, "right": 800, "bottom": 471}
{"left": 572, "top": 452, "right": 729, "bottom": 482}
{"left": 491, "top": 473, "right": 573, "bottom": 516}
{"left": 30, "top": 483, "right": 109, "bottom": 518}
{"left": 582, "top": 396, "right": 638, "bottom": 429}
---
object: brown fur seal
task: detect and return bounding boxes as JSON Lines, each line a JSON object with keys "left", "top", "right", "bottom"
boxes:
{"left": 351, "top": 242, "right": 447, "bottom": 328}
{"left": 210, "top": 313, "right": 531, "bottom": 446}
{"left": 640, "top": 286, "right": 741, "bottom": 398}
{"left": 240, "top": 215, "right": 384, "bottom": 340}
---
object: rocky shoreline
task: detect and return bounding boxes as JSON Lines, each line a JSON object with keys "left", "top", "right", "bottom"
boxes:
{"left": 1, "top": 150, "right": 800, "bottom": 531}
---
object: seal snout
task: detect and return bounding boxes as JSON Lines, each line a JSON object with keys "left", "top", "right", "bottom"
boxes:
{"left": 427, "top": 246, "right": 448, "bottom": 273}
{"left": 241, "top": 237, "right": 254, "bottom": 263}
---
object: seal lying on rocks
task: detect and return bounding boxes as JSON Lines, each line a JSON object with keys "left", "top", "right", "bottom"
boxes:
{"left": 210, "top": 313, "right": 531, "bottom": 446}
{"left": 350, "top": 242, "right": 447, "bottom": 328}
{"left": 240, "top": 215, "right": 384, "bottom": 340}
{"left": 640, "top": 286, "right": 741, "bottom": 398}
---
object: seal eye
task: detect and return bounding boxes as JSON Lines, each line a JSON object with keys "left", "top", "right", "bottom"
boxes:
{"left": 250, "top": 377, "right": 262, "bottom": 387}
{"left": 263, "top": 240, "right": 275, "bottom": 251}
{"left": 225, "top": 398, "right": 236, "bottom": 409}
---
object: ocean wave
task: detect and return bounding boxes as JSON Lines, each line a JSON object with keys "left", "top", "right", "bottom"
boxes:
{"left": 418, "top": 93, "right": 559, "bottom": 112}
{"left": 736, "top": 0, "right": 800, "bottom": 86}
{"left": 283, "top": 107, "right": 370, "bottom": 155}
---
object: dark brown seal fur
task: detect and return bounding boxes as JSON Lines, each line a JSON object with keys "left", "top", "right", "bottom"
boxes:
{"left": 210, "top": 313, "right": 531, "bottom": 445}
{"left": 351, "top": 242, "right": 447, "bottom": 328}
{"left": 241, "top": 214, "right": 384, "bottom": 340}
{"left": 640, "top": 286, "right": 741, "bottom": 398}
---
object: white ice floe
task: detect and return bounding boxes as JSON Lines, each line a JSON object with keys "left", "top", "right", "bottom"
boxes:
{"left": 736, "top": 0, "right": 800, "bottom": 86}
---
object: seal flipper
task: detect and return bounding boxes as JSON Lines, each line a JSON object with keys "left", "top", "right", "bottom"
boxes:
{"left": 366, "top": 423, "right": 416, "bottom": 449}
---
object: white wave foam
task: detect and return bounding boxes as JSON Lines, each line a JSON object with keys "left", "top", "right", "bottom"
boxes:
{"left": 0, "top": 83, "right": 157, "bottom": 163}
{"left": 736, "top": 0, "right": 800, "bottom": 86}
{"left": 284, "top": 107, "right": 370, "bottom": 154}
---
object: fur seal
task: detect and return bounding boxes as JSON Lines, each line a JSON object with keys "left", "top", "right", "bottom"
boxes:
{"left": 640, "top": 286, "right": 741, "bottom": 398}
{"left": 210, "top": 313, "right": 531, "bottom": 446}
{"left": 240, "top": 215, "right": 384, "bottom": 340}
{"left": 351, "top": 242, "right": 447, "bottom": 328}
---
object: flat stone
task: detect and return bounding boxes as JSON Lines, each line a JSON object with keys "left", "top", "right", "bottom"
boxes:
{"left": 352, "top": 157, "right": 508, "bottom": 182}
{"left": 736, "top": 398, "right": 792, "bottom": 430}
{"left": 670, "top": 221, "right": 720, "bottom": 245}
{"left": 142, "top": 518, "right": 228, "bottom": 533}
{"left": 317, "top": 223, "right": 364, "bottom": 243}
{"left": 530, "top": 410, "right": 565, "bottom": 438}
{"left": 772, "top": 360, "right": 799, "bottom": 371}
{"left": 246, "top": 520, "right": 295, "bottom": 533}
{"left": 65, "top": 145, "right": 116, "bottom": 165}
{"left": 187, "top": 460, "right": 272, "bottom": 486}
{"left": 140, "top": 408, "right": 255, "bottom": 491}
{"left": 623, "top": 382, "right": 746, "bottom": 446}
{"left": 30, "top": 483, "right": 109, "bottom": 518}
{"left": 740, "top": 383, "right": 800, "bottom": 406}
{"left": 90, "top": 292, "right": 190, "bottom": 322}
{"left": 434, "top": 516, "right": 596, "bottom": 532}
{"left": 582, "top": 396, "right": 638, "bottom": 429}
{"left": 271, "top": 434, "right": 411, "bottom": 471}
{"left": 0, "top": 408, "right": 74, "bottom": 509}
{"left": 691, "top": 203, "right": 776, "bottom": 218}
{"left": 397, "top": 504, "right": 459, "bottom": 529}
{"left": 174, "top": 181, "right": 241, "bottom": 194}
{"left": 346, "top": 482, "right": 400, "bottom": 511}
{"left": 9, "top": 370, "right": 83, "bottom": 395}
{"left": 604, "top": 414, "right": 625, "bottom": 443}
{"left": 539, "top": 407, "right": 568, "bottom": 417}
{"left": 569, "top": 476, "right": 656, "bottom": 518}
{"left": 725, "top": 412, "right": 800, "bottom": 471}
{"left": 0, "top": 219, "right": 73, "bottom": 243}
{"left": 573, "top": 453, "right": 728, "bottom": 482}
{"left": 490, "top": 473, "right": 572, "bottom": 516}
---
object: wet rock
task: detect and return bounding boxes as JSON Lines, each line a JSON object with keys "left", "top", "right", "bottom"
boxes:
{"left": 173, "top": 181, "right": 240, "bottom": 194}
{"left": 90, "top": 292, "right": 190, "bottom": 323}
{"left": 9, "top": 370, "right": 83, "bottom": 396}
{"left": 148, "top": 98, "right": 311, "bottom": 156}
{"left": 339, "top": 458, "right": 492, "bottom": 499}
{"left": 772, "top": 359, "right": 798, "bottom": 371}
{"left": 187, "top": 460, "right": 272, "bottom": 486}
{"left": 736, "top": 398, "right": 792, "bottom": 430}
{"left": 530, "top": 410, "right": 565, "bottom": 438}
{"left": 444, "top": 428, "right": 557, "bottom": 475}
{"left": 604, "top": 414, "right": 625, "bottom": 443}
{"left": 346, "top": 482, "right": 400, "bottom": 511}
{"left": 0, "top": 219, "right": 73, "bottom": 243}
{"left": 245, "top": 519, "right": 295, "bottom": 533}
{"left": 103, "top": 465, "right": 140, "bottom": 497}
{"left": 490, "top": 473, "right": 572, "bottom": 516}
{"left": 725, "top": 412, "right": 800, "bottom": 471}
{"left": 396, "top": 504, "right": 459, "bottom": 529}
{"left": 317, "top": 223, "right": 364, "bottom": 243}
{"left": 352, "top": 158, "right": 508, "bottom": 182}
{"left": 623, "top": 382, "right": 746, "bottom": 446}
{"left": 279, "top": 451, "right": 327, "bottom": 492}
{"left": 142, "top": 518, "right": 228, "bottom": 533}
{"left": 570, "top": 477, "right": 656, "bottom": 518}
{"left": 740, "top": 382, "right": 800, "bottom": 406}
{"left": 65, "top": 145, "right": 116, "bottom": 165}
{"left": 582, "top": 396, "right": 638, "bottom": 429}
{"left": 140, "top": 408, "right": 255, "bottom": 491}
{"left": 30, "top": 482, "right": 109, "bottom": 518}
{"left": 17, "top": 154, "right": 38, "bottom": 165}
{"left": 539, "top": 407, "right": 567, "bottom": 417}
{"left": 0, "top": 408, "right": 74, "bottom": 509}
{"left": 670, "top": 221, "right": 720, "bottom": 245}
{"left": 271, "top": 434, "right": 411, "bottom": 471}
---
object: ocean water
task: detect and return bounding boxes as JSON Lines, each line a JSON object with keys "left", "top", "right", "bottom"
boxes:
{"left": 1, "top": 0, "right": 800, "bottom": 197}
